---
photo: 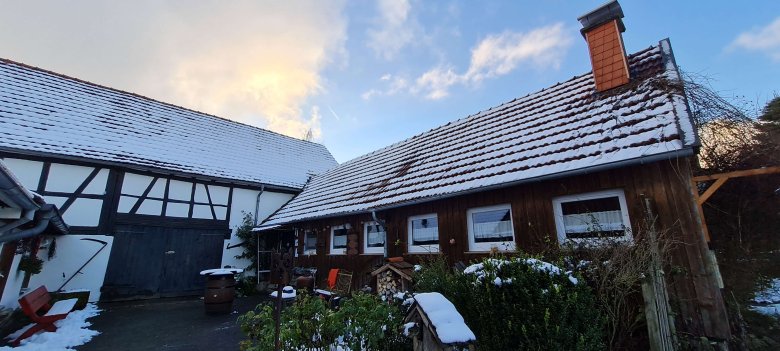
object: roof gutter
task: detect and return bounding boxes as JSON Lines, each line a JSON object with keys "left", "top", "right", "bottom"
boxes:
{"left": 270, "top": 148, "right": 695, "bottom": 225}
{"left": 0, "top": 204, "right": 68, "bottom": 244}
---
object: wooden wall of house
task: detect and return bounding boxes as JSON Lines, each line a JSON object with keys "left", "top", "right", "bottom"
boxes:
{"left": 293, "top": 157, "right": 729, "bottom": 340}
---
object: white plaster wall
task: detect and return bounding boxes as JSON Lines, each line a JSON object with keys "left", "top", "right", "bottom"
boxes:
{"left": 0, "top": 246, "right": 26, "bottom": 308}
{"left": 44, "top": 196, "right": 102, "bottom": 227}
{"left": 46, "top": 164, "right": 107, "bottom": 195}
{"left": 28, "top": 234, "right": 114, "bottom": 303}
{"left": 220, "top": 188, "right": 294, "bottom": 272}
{"left": 0, "top": 158, "right": 42, "bottom": 191}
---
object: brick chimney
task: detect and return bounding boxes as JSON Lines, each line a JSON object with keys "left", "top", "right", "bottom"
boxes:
{"left": 578, "top": 1, "right": 630, "bottom": 92}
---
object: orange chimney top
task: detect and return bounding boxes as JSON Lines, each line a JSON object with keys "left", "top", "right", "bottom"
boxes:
{"left": 578, "top": 1, "right": 630, "bottom": 92}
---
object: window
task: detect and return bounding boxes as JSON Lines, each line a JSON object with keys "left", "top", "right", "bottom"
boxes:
{"left": 467, "top": 204, "right": 516, "bottom": 252}
{"left": 330, "top": 225, "right": 348, "bottom": 255}
{"left": 363, "top": 222, "right": 386, "bottom": 255}
{"left": 552, "top": 189, "right": 632, "bottom": 245}
{"left": 408, "top": 214, "right": 439, "bottom": 253}
{"left": 303, "top": 230, "right": 317, "bottom": 255}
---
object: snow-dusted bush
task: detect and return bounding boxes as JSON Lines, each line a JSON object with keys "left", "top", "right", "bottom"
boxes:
{"left": 238, "top": 291, "right": 410, "bottom": 351}
{"left": 414, "top": 255, "right": 604, "bottom": 350}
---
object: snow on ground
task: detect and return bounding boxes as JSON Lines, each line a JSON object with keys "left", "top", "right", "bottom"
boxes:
{"left": 751, "top": 278, "right": 780, "bottom": 317}
{"left": 413, "top": 292, "right": 476, "bottom": 344}
{"left": 1, "top": 303, "right": 100, "bottom": 351}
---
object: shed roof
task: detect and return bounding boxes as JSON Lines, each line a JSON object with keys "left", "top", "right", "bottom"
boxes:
{"left": 0, "top": 59, "right": 337, "bottom": 190}
{"left": 262, "top": 39, "right": 696, "bottom": 226}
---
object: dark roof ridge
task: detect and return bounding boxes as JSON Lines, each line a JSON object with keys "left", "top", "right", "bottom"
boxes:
{"left": 0, "top": 57, "right": 325, "bottom": 147}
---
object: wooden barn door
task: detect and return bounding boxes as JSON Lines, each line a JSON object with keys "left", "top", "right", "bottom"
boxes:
{"left": 159, "top": 229, "right": 224, "bottom": 297}
{"left": 102, "top": 224, "right": 223, "bottom": 300}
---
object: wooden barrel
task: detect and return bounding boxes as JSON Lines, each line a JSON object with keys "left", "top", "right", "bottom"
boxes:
{"left": 204, "top": 274, "right": 236, "bottom": 314}
{"left": 296, "top": 276, "right": 314, "bottom": 292}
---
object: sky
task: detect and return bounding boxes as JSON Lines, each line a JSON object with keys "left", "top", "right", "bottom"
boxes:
{"left": 1, "top": 1, "right": 778, "bottom": 163}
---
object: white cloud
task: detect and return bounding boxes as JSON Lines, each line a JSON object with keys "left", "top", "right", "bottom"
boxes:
{"left": 414, "top": 23, "right": 571, "bottom": 100}
{"left": 0, "top": 1, "right": 348, "bottom": 141}
{"left": 363, "top": 23, "right": 571, "bottom": 101}
{"left": 361, "top": 74, "right": 409, "bottom": 100}
{"left": 366, "top": 0, "right": 416, "bottom": 60}
{"left": 413, "top": 66, "right": 461, "bottom": 100}
{"left": 730, "top": 17, "right": 780, "bottom": 60}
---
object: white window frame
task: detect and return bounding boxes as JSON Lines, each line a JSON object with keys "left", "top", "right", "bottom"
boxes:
{"left": 552, "top": 189, "right": 633, "bottom": 246}
{"left": 303, "top": 230, "right": 317, "bottom": 255}
{"left": 330, "top": 224, "right": 348, "bottom": 255}
{"left": 466, "top": 204, "right": 516, "bottom": 252}
{"left": 363, "top": 221, "right": 386, "bottom": 255}
{"left": 407, "top": 213, "right": 440, "bottom": 254}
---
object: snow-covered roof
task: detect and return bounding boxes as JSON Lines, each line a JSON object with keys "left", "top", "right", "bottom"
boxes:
{"left": 0, "top": 59, "right": 337, "bottom": 189}
{"left": 263, "top": 39, "right": 697, "bottom": 225}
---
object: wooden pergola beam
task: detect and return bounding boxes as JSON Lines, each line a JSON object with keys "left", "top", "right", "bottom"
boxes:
{"left": 693, "top": 165, "right": 780, "bottom": 242}
{"left": 692, "top": 166, "right": 780, "bottom": 182}
{"left": 697, "top": 177, "right": 728, "bottom": 206}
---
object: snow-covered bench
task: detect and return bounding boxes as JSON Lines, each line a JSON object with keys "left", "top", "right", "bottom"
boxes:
{"left": 11, "top": 286, "right": 78, "bottom": 346}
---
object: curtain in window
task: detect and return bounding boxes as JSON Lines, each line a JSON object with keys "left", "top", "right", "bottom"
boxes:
{"left": 332, "top": 228, "right": 347, "bottom": 249}
{"left": 366, "top": 224, "right": 385, "bottom": 247}
{"left": 561, "top": 196, "right": 625, "bottom": 238}
{"left": 305, "top": 232, "right": 317, "bottom": 251}
{"left": 472, "top": 209, "right": 513, "bottom": 242}
{"left": 411, "top": 217, "right": 438, "bottom": 245}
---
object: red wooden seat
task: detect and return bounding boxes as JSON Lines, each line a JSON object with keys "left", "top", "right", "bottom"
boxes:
{"left": 11, "top": 286, "right": 78, "bottom": 346}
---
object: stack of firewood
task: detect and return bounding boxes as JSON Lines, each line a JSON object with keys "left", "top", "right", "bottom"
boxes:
{"left": 377, "top": 270, "right": 400, "bottom": 300}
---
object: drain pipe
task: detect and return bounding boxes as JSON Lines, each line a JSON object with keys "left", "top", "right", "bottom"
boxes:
{"left": 371, "top": 210, "right": 388, "bottom": 259}
{"left": 254, "top": 185, "right": 265, "bottom": 285}
{"left": 0, "top": 205, "right": 58, "bottom": 244}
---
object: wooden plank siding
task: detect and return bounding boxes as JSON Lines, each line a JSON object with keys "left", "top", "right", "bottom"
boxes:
{"left": 291, "top": 157, "right": 728, "bottom": 340}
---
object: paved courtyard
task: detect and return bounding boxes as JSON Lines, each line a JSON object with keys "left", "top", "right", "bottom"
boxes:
{"left": 76, "top": 295, "right": 266, "bottom": 351}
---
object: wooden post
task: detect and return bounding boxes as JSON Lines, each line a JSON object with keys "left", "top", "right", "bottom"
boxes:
{"left": 641, "top": 197, "right": 677, "bottom": 351}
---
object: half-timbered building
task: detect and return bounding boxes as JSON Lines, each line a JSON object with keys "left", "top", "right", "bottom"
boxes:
{"left": 0, "top": 59, "right": 337, "bottom": 303}
{"left": 260, "top": 2, "right": 730, "bottom": 341}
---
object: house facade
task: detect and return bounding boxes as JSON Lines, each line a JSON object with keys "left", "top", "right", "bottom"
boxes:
{"left": 260, "top": 3, "right": 730, "bottom": 341}
{"left": 0, "top": 59, "right": 337, "bottom": 303}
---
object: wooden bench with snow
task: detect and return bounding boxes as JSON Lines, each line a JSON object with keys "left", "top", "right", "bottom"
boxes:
{"left": 11, "top": 286, "right": 78, "bottom": 346}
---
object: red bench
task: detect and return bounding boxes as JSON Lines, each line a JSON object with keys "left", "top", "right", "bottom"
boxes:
{"left": 11, "top": 286, "right": 78, "bottom": 346}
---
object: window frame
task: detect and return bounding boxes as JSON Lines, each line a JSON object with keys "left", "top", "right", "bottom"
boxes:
{"left": 407, "top": 213, "right": 440, "bottom": 254}
{"left": 552, "top": 189, "right": 633, "bottom": 246}
{"left": 363, "top": 221, "right": 386, "bottom": 255}
{"left": 329, "top": 224, "right": 348, "bottom": 255}
{"left": 303, "top": 230, "right": 317, "bottom": 255}
{"left": 466, "top": 204, "right": 516, "bottom": 252}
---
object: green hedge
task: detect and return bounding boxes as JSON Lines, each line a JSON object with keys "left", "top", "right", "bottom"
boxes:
{"left": 414, "top": 255, "right": 605, "bottom": 350}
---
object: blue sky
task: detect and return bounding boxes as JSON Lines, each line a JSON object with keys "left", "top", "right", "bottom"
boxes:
{"left": 1, "top": 1, "right": 778, "bottom": 163}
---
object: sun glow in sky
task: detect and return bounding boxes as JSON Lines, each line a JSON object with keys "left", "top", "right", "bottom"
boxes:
{"left": 1, "top": 1, "right": 778, "bottom": 163}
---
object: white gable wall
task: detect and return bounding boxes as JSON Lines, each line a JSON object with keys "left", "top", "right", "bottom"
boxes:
{"left": 221, "top": 188, "right": 294, "bottom": 271}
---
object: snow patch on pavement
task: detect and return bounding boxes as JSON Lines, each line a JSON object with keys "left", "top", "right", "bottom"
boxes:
{"left": 2, "top": 303, "right": 101, "bottom": 351}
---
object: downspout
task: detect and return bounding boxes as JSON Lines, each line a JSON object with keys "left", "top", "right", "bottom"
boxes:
{"left": 371, "top": 210, "right": 388, "bottom": 259}
{"left": 0, "top": 205, "right": 57, "bottom": 244}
